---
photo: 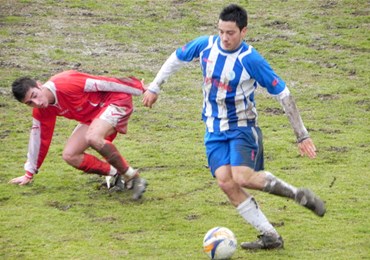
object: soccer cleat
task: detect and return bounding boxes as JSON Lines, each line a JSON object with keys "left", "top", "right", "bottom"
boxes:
{"left": 124, "top": 169, "right": 139, "bottom": 190}
{"left": 131, "top": 176, "right": 148, "bottom": 200}
{"left": 125, "top": 178, "right": 134, "bottom": 190}
{"left": 107, "top": 174, "right": 125, "bottom": 192}
{"left": 241, "top": 233, "right": 284, "bottom": 250}
{"left": 295, "top": 188, "right": 326, "bottom": 217}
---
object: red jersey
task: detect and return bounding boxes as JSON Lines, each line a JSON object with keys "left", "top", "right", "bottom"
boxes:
{"left": 24, "top": 70, "right": 145, "bottom": 174}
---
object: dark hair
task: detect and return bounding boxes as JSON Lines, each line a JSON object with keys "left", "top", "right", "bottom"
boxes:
{"left": 219, "top": 4, "right": 248, "bottom": 31}
{"left": 12, "top": 77, "right": 38, "bottom": 102}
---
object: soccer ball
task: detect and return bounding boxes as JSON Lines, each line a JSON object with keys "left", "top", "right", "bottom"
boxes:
{"left": 203, "top": 227, "right": 237, "bottom": 259}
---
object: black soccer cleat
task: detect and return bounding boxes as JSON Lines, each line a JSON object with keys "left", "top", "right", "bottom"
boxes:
{"left": 295, "top": 188, "right": 326, "bottom": 217}
{"left": 241, "top": 233, "right": 284, "bottom": 250}
{"left": 114, "top": 174, "right": 126, "bottom": 190}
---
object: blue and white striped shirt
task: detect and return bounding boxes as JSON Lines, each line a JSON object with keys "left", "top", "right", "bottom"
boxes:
{"left": 175, "top": 35, "right": 286, "bottom": 132}
{"left": 149, "top": 35, "right": 288, "bottom": 133}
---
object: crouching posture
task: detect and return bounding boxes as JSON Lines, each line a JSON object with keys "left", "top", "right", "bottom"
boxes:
{"left": 9, "top": 70, "right": 147, "bottom": 200}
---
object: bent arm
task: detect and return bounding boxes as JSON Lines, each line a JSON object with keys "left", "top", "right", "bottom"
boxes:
{"left": 84, "top": 76, "right": 145, "bottom": 96}
{"left": 277, "top": 89, "right": 309, "bottom": 143}
{"left": 276, "top": 88, "right": 316, "bottom": 158}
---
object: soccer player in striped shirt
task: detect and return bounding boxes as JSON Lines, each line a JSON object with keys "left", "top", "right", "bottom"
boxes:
{"left": 9, "top": 70, "right": 147, "bottom": 200}
{"left": 143, "top": 4, "right": 325, "bottom": 250}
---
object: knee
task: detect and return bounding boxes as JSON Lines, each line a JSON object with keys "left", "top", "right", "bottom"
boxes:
{"left": 62, "top": 150, "right": 78, "bottom": 166}
{"left": 234, "top": 174, "right": 253, "bottom": 187}
{"left": 85, "top": 132, "right": 101, "bottom": 150}
{"left": 217, "top": 178, "right": 238, "bottom": 194}
{"left": 233, "top": 169, "right": 264, "bottom": 190}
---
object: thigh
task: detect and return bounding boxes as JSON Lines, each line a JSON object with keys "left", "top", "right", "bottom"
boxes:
{"left": 64, "top": 124, "right": 90, "bottom": 156}
{"left": 229, "top": 127, "right": 261, "bottom": 170}
{"left": 87, "top": 118, "right": 116, "bottom": 140}
{"left": 205, "top": 131, "right": 230, "bottom": 177}
{"left": 97, "top": 104, "right": 133, "bottom": 134}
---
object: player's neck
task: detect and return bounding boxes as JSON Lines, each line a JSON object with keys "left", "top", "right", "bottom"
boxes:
{"left": 41, "top": 87, "right": 56, "bottom": 104}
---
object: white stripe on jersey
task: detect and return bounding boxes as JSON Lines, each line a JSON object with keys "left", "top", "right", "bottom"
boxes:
{"left": 201, "top": 37, "right": 219, "bottom": 132}
{"left": 236, "top": 46, "right": 258, "bottom": 127}
{"left": 219, "top": 49, "right": 243, "bottom": 131}
{"left": 84, "top": 79, "right": 143, "bottom": 96}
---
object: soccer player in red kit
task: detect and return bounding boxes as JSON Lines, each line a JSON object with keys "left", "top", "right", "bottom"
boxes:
{"left": 9, "top": 70, "right": 147, "bottom": 200}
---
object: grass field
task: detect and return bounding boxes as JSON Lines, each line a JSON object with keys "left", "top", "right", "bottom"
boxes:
{"left": 0, "top": 0, "right": 369, "bottom": 259}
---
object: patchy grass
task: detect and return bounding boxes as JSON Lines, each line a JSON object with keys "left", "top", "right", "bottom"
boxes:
{"left": 0, "top": 0, "right": 369, "bottom": 259}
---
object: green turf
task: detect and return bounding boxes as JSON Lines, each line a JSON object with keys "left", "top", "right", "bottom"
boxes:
{"left": 0, "top": 0, "right": 369, "bottom": 259}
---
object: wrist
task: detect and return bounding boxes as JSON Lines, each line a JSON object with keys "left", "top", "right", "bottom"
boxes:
{"left": 148, "top": 83, "right": 160, "bottom": 94}
{"left": 297, "top": 134, "right": 310, "bottom": 143}
{"left": 25, "top": 171, "right": 34, "bottom": 179}
{"left": 148, "top": 89, "right": 158, "bottom": 95}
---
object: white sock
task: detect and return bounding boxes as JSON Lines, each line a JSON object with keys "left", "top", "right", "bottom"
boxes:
{"left": 237, "top": 197, "right": 278, "bottom": 235}
{"left": 108, "top": 166, "right": 118, "bottom": 176}
{"left": 124, "top": 167, "right": 136, "bottom": 178}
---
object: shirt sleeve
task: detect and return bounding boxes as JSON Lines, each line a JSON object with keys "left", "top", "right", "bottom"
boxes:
{"left": 242, "top": 48, "right": 286, "bottom": 95}
{"left": 24, "top": 108, "right": 57, "bottom": 174}
{"left": 148, "top": 35, "right": 210, "bottom": 93}
{"left": 147, "top": 52, "right": 187, "bottom": 93}
{"left": 83, "top": 76, "right": 145, "bottom": 96}
{"left": 175, "top": 35, "right": 210, "bottom": 61}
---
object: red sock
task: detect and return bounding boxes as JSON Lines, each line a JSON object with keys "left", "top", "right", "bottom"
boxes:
{"left": 99, "top": 140, "right": 129, "bottom": 174}
{"left": 78, "top": 153, "right": 111, "bottom": 176}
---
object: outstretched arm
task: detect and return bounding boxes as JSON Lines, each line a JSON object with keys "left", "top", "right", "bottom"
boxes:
{"left": 277, "top": 88, "right": 317, "bottom": 158}
{"left": 142, "top": 51, "right": 187, "bottom": 108}
{"left": 9, "top": 109, "right": 56, "bottom": 185}
{"left": 84, "top": 76, "right": 145, "bottom": 96}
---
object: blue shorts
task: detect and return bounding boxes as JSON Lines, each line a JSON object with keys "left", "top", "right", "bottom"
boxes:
{"left": 204, "top": 126, "right": 264, "bottom": 177}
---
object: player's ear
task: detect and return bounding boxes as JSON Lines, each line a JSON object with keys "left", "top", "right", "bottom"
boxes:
{"left": 36, "top": 81, "right": 42, "bottom": 88}
{"left": 241, "top": 26, "right": 247, "bottom": 37}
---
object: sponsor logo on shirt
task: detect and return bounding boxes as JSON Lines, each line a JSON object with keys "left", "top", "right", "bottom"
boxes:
{"left": 204, "top": 77, "right": 232, "bottom": 92}
{"left": 203, "top": 57, "right": 213, "bottom": 63}
{"left": 227, "top": 71, "right": 236, "bottom": 81}
{"left": 59, "top": 109, "right": 69, "bottom": 115}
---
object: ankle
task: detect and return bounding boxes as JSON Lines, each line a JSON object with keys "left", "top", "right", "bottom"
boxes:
{"left": 123, "top": 167, "right": 138, "bottom": 180}
{"left": 108, "top": 166, "right": 118, "bottom": 176}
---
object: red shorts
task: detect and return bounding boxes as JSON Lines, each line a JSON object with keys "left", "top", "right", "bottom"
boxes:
{"left": 97, "top": 99, "right": 133, "bottom": 134}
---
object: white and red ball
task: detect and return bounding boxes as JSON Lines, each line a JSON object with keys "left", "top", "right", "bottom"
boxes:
{"left": 203, "top": 227, "right": 237, "bottom": 259}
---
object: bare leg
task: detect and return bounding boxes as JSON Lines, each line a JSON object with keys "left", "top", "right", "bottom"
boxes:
{"left": 215, "top": 166, "right": 278, "bottom": 236}
{"left": 86, "top": 118, "right": 147, "bottom": 200}
{"left": 86, "top": 118, "right": 134, "bottom": 180}
{"left": 62, "top": 124, "right": 114, "bottom": 176}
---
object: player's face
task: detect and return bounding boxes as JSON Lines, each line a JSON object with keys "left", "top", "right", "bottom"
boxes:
{"left": 218, "top": 20, "right": 247, "bottom": 51}
{"left": 23, "top": 86, "right": 49, "bottom": 108}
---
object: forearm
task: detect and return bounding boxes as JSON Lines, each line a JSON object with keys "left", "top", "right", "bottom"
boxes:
{"left": 24, "top": 115, "right": 55, "bottom": 175}
{"left": 84, "top": 77, "right": 144, "bottom": 96}
{"left": 148, "top": 51, "right": 187, "bottom": 94}
{"left": 278, "top": 90, "right": 309, "bottom": 143}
